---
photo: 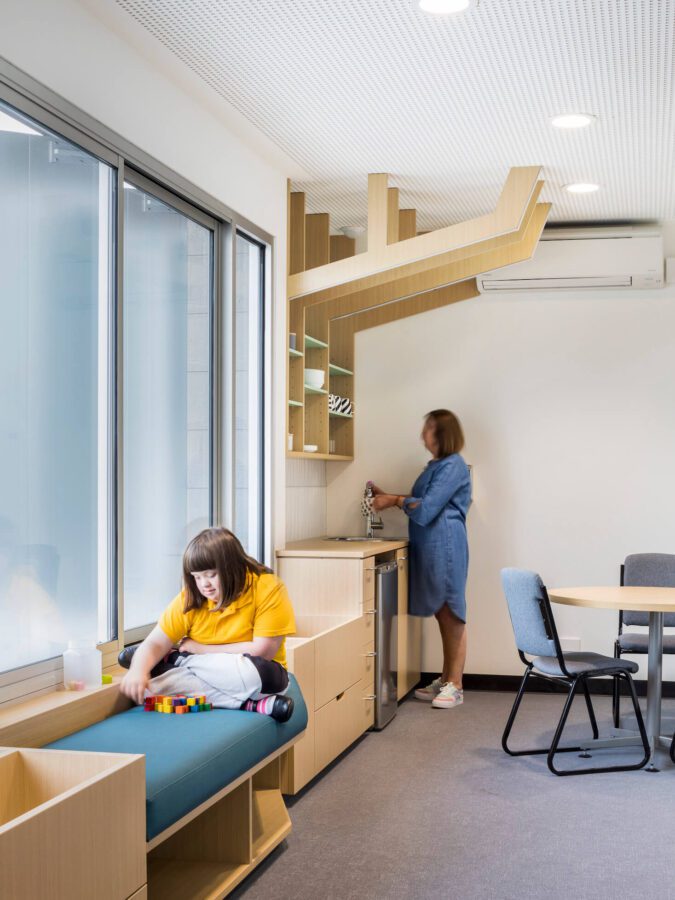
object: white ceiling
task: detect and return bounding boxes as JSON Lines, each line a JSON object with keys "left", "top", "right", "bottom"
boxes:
{"left": 112, "top": 0, "right": 674, "bottom": 232}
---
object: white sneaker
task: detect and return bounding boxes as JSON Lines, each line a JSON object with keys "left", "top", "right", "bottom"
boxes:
{"left": 414, "top": 677, "right": 445, "bottom": 702}
{"left": 431, "top": 682, "right": 464, "bottom": 709}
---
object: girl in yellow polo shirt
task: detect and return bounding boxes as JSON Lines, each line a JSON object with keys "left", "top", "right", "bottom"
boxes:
{"left": 118, "top": 527, "right": 297, "bottom": 722}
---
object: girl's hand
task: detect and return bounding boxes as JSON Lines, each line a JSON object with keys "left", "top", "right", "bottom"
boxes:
{"left": 120, "top": 670, "right": 149, "bottom": 705}
{"left": 179, "top": 637, "right": 204, "bottom": 655}
{"left": 369, "top": 483, "right": 384, "bottom": 496}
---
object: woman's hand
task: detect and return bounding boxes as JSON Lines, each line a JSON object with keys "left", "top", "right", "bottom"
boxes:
{"left": 372, "top": 493, "right": 399, "bottom": 511}
{"left": 179, "top": 637, "right": 206, "bottom": 655}
{"left": 369, "top": 483, "right": 385, "bottom": 496}
{"left": 120, "top": 670, "right": 149, "bottom": 705}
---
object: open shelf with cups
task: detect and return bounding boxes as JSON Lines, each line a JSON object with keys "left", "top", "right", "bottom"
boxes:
{"left": 287, "top": 305, "right": 354, "bottom": 461}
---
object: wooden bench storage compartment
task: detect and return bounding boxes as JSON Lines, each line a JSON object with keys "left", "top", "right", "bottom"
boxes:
{"left": 147, "top": 757, "right": 290, "bottom": 900}
{"left": 0, "top": 747, "right": 146, "bottom": 900}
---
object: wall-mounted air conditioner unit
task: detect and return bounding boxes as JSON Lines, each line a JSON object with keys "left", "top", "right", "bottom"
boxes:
{"left": 476, "top": 226, "right": 664, "bottom": 292}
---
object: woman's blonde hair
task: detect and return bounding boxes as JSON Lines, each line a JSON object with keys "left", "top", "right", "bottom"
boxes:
{"left": 182, "top": 527, "right": 267, "bottom": 612}
{"left": 425, "top": 409, "right": 465, "bottom": 458}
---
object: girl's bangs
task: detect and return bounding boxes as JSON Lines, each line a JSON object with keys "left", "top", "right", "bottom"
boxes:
{"left": 184, "top": 535, "right": 219, "bottom": 573}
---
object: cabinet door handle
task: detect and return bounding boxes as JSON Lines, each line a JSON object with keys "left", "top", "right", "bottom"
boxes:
{"left": 363, "top": 694, "right": 376, "bottom": 701}
{"left": 364, "top": 567, "right": 376, "bottom": 573}
{"left": 364, "top": 651, "right": 377, "bottom": 657}
{"left": 397, "top": 556, "right": 408, "bottom": 562}
{"left": 364, "top": 609, "right": 376, "bottom": 615}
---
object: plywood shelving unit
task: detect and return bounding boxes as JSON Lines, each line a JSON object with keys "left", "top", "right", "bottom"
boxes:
{"left": 286, "top": 168, "right": 550, "bottom": 462}
{"left": 287, "top": 194, "right": 356, "bottom": 460}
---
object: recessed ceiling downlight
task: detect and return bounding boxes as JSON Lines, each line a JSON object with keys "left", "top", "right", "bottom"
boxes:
{"left": 551, "top": 113, "right": 596, "bottom": 129}
{"left": 564, "top": 183, "right": 600, "bottom": 194}
{"left": 418, "top": 0, "right": 476, "bottom": 15}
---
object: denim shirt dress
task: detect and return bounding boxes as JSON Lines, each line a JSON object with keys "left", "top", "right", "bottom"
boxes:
{"left": 403, "top": 454, "right": 471, "bottom": 620}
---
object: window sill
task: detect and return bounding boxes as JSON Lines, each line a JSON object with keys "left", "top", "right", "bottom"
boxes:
{"left": 0, "top": 665, "right": 132, "bottom": 748}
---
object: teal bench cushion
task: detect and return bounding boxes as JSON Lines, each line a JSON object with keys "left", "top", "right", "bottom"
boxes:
{"left": 46, "top": 674, "right": 306, "bottom": 841}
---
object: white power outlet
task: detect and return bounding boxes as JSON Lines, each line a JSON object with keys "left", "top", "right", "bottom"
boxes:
{"left": 559, "top": 637, "right": 581, "bottom": 651}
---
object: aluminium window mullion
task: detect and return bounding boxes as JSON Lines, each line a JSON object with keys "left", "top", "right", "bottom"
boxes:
{"left": 114, "top": 157, "right": 126, "bottom": 652}
{"left": 262, "top": 242, "right": 273, "bottom": 566}
{"left": 218, "top": 223, "right": 236, "bottom": 530}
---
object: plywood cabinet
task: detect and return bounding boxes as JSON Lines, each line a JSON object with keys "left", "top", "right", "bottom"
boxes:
{"left": 0, "top": 747, "right": 145, "bottom": 900}
{"left": 278, "top": 542, "right": 420, "bottom": 793}
{"left": 281, "top": 616, "right": 375, "bottom": 794}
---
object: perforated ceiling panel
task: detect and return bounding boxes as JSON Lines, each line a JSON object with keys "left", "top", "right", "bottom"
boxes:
{"left": 113, "top": 0, "right": 674, "bottom": 231}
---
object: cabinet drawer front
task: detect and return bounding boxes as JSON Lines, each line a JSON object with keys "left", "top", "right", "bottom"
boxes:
{"left": 314, "top": 617, "right": 365, "bottom": 710}
{"left": 314, "top": 680, "right": 370, "bottom": 772}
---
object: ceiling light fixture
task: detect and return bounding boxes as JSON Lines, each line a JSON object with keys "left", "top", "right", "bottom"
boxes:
{"left": 564, "top": 182, "right": 600, "bottom": 194}
{"left": 341, "top": 225, "right": 365, "bottom": 239}
{"left": 550, "top": 113, "right": 596, "bottom": 129}
{"left": 0, "top": 109, "right": 41, "bottom": 136}
{"left": 418, "top": 0, "right": 477, "bottom": 15}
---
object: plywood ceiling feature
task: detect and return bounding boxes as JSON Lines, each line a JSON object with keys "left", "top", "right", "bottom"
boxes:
{"left": 114, "top": 0, "right": 675, "bottom": 229}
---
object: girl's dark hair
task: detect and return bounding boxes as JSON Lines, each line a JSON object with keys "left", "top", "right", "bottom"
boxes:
{"left": 425, "top": 409, "right": 465, "bottom": 458}
{"left": 182, "top": 527, "right": 267, "bottom": 613}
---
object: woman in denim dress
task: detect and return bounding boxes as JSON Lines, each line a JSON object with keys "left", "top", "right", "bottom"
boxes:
{"left": 372, "top": 410, "right": 471, "bottom": 709}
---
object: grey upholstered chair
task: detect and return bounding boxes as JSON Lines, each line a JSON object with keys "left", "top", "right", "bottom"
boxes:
{"left": 613, "top": 553, "right": 675, "bottom": 727}
{"left": 501, "top": 568, "right": 649, "bottom": 775}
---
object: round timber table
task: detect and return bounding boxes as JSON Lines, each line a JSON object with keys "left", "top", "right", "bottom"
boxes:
{"left": 549, "top": 586, "right": 675, "bottom": 771}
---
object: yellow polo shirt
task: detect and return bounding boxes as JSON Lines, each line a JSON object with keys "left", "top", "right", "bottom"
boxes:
{"left": 158, "top": 572, "right": 296, "bottom": 668}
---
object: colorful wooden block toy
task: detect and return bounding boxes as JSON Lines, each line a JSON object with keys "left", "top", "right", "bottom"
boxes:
{"left": 143, "top": 694, "right": 212, "bottom": 713}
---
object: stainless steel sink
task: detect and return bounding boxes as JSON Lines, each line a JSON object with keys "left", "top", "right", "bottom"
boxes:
{"left": 324, "top": 536, "right": 385, "bottom": 542}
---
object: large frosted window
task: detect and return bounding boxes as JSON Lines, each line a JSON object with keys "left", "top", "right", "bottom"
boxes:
{"left": 123, "top": 182, "right": 213, "bottom": 629}
{"left": 0, "top": 101, "right": 114, "bottom": 671}
{"left": 234, "top": 234, "right": 265, "bottom": 558}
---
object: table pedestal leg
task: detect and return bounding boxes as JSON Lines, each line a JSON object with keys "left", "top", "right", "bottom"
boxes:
{"left": 646, "top": 611, "right": 664, "bottom": 771}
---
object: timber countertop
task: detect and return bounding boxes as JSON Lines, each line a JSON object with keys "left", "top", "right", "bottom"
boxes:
{"left": 277, "top": 537, "right": 408, "bottom": 559}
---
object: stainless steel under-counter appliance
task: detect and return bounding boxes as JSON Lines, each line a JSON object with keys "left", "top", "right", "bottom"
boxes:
{"left": 373, "top": 560, "right": 399, "bottom": 730}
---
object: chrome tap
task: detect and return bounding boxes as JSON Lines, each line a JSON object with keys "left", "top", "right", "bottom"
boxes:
{"left": 363, "top": 481, "right": 384, "bottom": 538}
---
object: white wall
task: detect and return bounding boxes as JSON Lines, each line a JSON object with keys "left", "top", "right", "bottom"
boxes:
{"left": 0, "top": 0, "right": 302, "bottom": 551}
{"left": 326, "top": 283, "right": 675, "bottom": 681}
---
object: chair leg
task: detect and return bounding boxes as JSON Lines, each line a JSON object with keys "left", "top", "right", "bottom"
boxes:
{"left": 612, "top": 640, "right": 621, "bottom": 728}
{"left": 502, "top": 666, "right": 535, "bottom": 756}
{"left": 581, "top": 680, "right": 599, "bottom": 739}
{"left": 547, "top": 679, "right": 582, "bottom": 774}
{"left": 548, "top": 673, "right": 650, "bottom": 776}
{"left": 502, "top": 666, "right": 584, "bottom": 758}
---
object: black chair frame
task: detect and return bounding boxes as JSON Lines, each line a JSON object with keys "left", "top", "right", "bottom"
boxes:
{"left": 503, "top": 585, "right": 650, "bottom": 776}
{"left": 611, "top": 563, "right": 675, "bottom": 728}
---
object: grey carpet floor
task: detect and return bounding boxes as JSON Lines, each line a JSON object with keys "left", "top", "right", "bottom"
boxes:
{"left": 231, "top": 690, "right": 675, "bottom": 900}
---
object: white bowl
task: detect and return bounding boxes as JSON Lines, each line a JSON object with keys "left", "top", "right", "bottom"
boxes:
{"left": 303, "top": 444, "right": 318, "bottom": 453}
{"left": 305, "top": 368, "right": 325, "bottom": 389}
